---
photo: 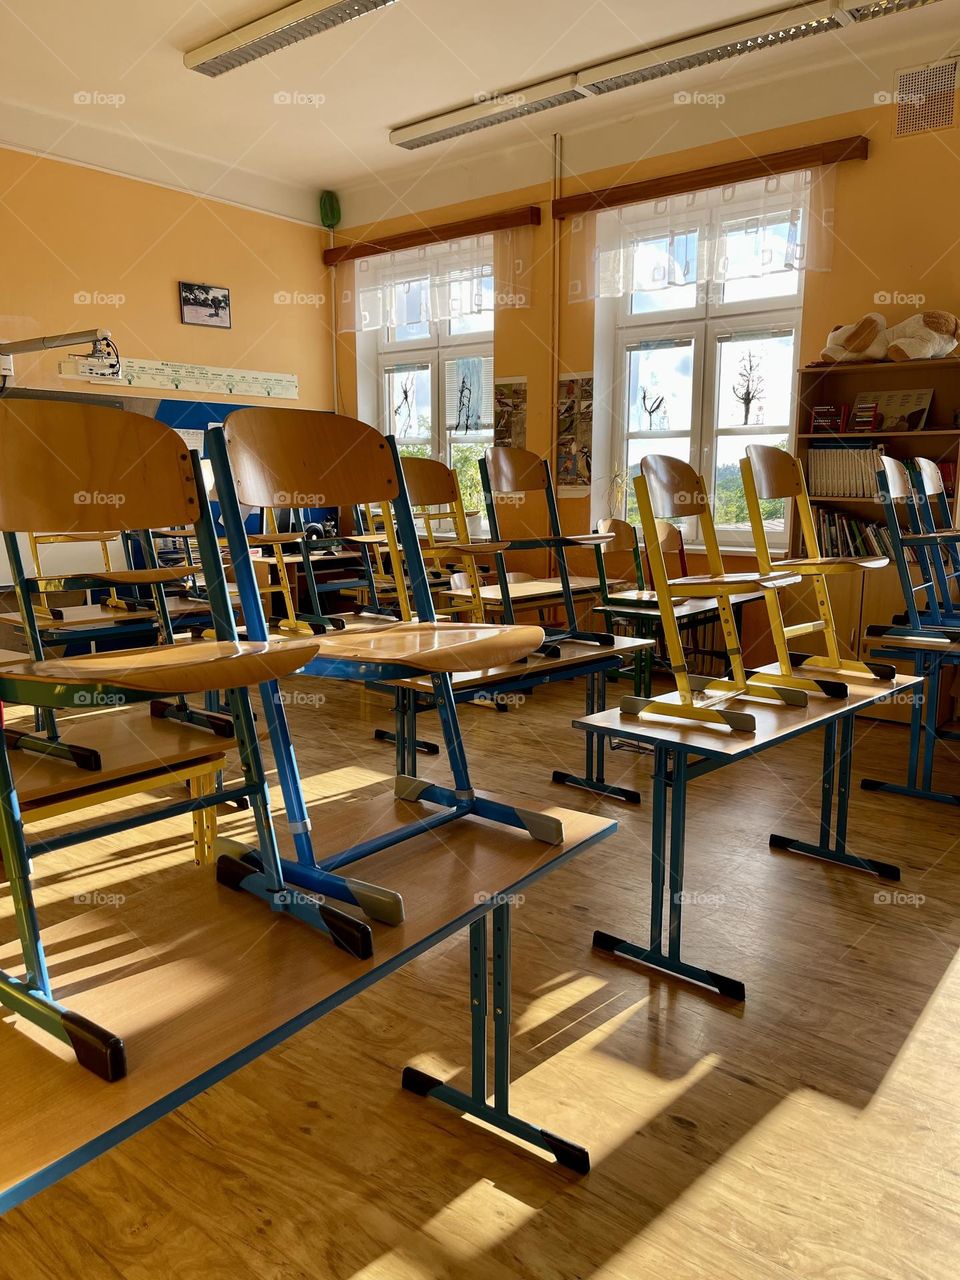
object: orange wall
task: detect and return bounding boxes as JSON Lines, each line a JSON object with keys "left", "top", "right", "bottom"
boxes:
{"left": 0, "top": 147, "right": 333, "bottom": 408}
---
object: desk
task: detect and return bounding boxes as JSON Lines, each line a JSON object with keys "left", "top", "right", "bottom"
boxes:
{"left": 0, "top": 793, "right": 614, "bottom": 1210}
{"left": 573, "top": 676, "right": 919, "bottom": 1000}
{"left": 0, "top": 598, "right": 229, "bottom": 655}
{"left": 447, "top": 576, "right": 612, "bottom": 628}
{"left": 384, "top": 635, "right": 655, "bottom": 805}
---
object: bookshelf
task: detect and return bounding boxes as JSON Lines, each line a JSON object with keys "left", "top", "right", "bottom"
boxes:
{"left": 791, "top": 358, "right": 960, "bottom": 724}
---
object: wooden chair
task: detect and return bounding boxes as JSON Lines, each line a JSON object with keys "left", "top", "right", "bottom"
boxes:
{"left": 909, "top": 457, "right": 960, "bottom": 628}
{"left": 741, "top": 444, "right": 894, "bottom": 683}
{"left": 211, "top": 409, "right": 560, "bottom": 917}
{"left": 0, "top": 399, "right": 387, "bottom": 1080}
{"left": 401, "top": 455, "right": 496, "bottom": 624}
{"left": 480, "top": 445, "right": 614, "bottom": 647}
{"left": 628, "top": 455, "right": 806, "bottom": 732}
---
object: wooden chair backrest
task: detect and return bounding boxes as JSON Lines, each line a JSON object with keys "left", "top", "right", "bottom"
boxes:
{"left": 879, "top": 454, "right": 913, "bottom": 501}
{"left": 484, "top": 446, "right": 549, "bottom": 495}
{"left": 912, "top": 456, "right": 946, "bottom": 497}
{"left": 639, "top": 455, "right": 709, "bottom": 519}
{"left": 0, "top": 400, "right": 198, "bottom": 533}
{"left": 224, "top": 409, "right": 399, "bottom": 508}
{"left": 745, "top": 444, "right": 804, "bottom": 500}
{"left": 402, "top": 454, "right": 459, "bottom": 508}
{"left": 596, "top": 517, "right": 636, "bottom": 554}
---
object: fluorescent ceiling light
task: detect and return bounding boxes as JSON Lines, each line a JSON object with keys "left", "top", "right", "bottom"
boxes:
{"left": 579, "top": 3, "right": 845, "bottom": 95}
{"left": 390, "top": 75, "right": 590, "bottom": 151}
{"left": 389, "top": 0, "right": 944, "bottom": 148}
{"left": 184, "top": 0, "right": 398, "bottom": 77}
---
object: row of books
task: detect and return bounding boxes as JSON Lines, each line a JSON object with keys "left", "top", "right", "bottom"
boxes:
{"left": 813, "top": 508, "right": 909, "bottom": 562}
{"left": 807, "top": 443, "right": 884, "bottom": 498}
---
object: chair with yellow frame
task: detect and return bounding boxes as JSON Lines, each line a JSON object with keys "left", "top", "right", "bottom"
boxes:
{"left": 740, "top": 443, "right": 896, "bottom": 686}
{"left": 627, "top": 454, "right": 807, "bottom": 732}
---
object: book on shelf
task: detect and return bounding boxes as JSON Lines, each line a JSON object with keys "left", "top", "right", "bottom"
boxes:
{"left": 811, "top": 507, "right": 908, "bottom": 562}
{"left": 810, "top": 404, "right": 850, "bottom": 433}
{"left": 807, "top": 441, "right": 886, "bottom": 498}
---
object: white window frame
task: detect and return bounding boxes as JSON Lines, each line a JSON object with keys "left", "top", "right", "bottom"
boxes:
{"left": 609, "top": 194, "right": 805, "bottom": 550}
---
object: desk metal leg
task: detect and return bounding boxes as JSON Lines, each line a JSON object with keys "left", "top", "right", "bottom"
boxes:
{"left": 552, "top": 671, "right": 644, "bottom": 805}
{"left": 593, "top": 745, "right": 745, "bottom": 1000}
{"left": 402, "top": 905, "right": 590, "bottom": 1173}
{"left": 861, "top": 655, "right": 960, "bottom": 807}
{"left": 373, "top": 688, "right": 440, "bottom": 764}
{"left": 770, "top": 714, "right": 901, "bottom": 879}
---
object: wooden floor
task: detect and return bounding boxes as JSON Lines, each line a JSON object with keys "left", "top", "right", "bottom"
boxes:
{"left": 1, "top": 675, "right": 958, "bottom": 1278}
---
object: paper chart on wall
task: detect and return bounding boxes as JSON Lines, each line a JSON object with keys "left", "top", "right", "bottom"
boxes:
{"left": 494, "top": 377, "right": 527, "bottom": 449}
{"left": 557, "top": 372, "right": 593, "bottom": 489}
{"left": 111, "top": 359, "right": 299, "bottom": 400}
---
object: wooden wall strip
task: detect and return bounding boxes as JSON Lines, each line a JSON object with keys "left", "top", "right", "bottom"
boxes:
{"left": 551, "top": 136, "right": 869, "bottom": 219}
{"left": 323, "top": 205, "right": 543, "bottom": 265}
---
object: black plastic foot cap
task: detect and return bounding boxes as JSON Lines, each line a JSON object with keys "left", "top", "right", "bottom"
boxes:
{"left": 322, "top": 908, "right": 374, "bottom": 960}
{"left": 541, "top": 1130, "right": 590, "bottom": 1174}
{"left": 401, "top": 1065, "right": 442, "bottom": 1097}
{"left": 216, "top": 854, "right": 257, "bottom": 892}
{"left": 709, "top": 973, "right": 747, "bottom": 1002}
{"left": 63, "top": 1011, "right": 127, "bottom": 1081}
{"left": 592, "top": 930, "right": 625, "bottom": 954}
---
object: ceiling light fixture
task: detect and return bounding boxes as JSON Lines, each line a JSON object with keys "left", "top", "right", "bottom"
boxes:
{"left": 390, "top": 75, "right": 591, "bottom": 151}
{"left": 184, "top": 0, "right": 398, "bottom": 77}
{"left": 389, "top": 0, "right": 944, "bottom": 147}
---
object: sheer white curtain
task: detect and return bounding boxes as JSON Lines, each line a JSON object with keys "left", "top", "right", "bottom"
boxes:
{"left": 568, "top": 166, "right": 835, "bottom": 305}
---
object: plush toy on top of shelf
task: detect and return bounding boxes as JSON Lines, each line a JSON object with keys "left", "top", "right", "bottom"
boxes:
{"left": 820, "top": 309, "right": 960, "bottom": 363}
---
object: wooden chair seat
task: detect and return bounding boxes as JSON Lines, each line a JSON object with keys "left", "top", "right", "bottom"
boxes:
{"left": 307, "top": 622, "right": 545, "bottom": 673}
{"left": 36, "top": 531, "right": 120, "bottom": 543}
{"left": 776, "top": 554, "right": 889, "bottom": 574}
{"left": 2, "top": 637, "right": 321, "bottom": 697}
{"left": 246, "top": 532, "right": 309, "bottom": 547}
{"left": 668, "top": 570, "right": 801, "bottom": 597}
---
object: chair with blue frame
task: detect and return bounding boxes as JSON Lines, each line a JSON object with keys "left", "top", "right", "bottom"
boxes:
{"left": 628, "top": 454, "right": 808, "bottom": 732}
{"left": 479, "top": 445, "right": 615, "bottom": 650}
{"left": 861, "top": 454, "right": 960, "bottom": 806}
{"left": 0, "top": 399, "right": 387, "bottom": 1079}
{"left": 209, "top": 409, "right": 563, "bottom": 925}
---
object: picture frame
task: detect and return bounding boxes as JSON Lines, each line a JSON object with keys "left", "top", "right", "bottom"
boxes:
{"left": 179, "top": 281, "right": 232, "bottom": 329}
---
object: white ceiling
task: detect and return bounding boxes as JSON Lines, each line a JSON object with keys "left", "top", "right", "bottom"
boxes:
{"left": 0, "top": 0, "right": 957, "bottom": 224}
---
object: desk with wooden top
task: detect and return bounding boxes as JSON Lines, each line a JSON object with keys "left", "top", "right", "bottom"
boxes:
{"left": 0, "top": 793, "right": 614, "bottom": 1211}
{"left": 382, "top": 635, "right": 656, "bottom": 805}
{"left": 0, "top": 597, "right": 233, "bottom": 655}
{"left": 574, "top": 675, "right": 920, "bottom": 1000}
{"left": 446, "top": 575, "right": 611, "bottom": 626}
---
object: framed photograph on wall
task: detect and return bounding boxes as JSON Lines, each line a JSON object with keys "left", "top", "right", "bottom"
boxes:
{"left": 179, "top": 281, "right": 232, "bottom": 329}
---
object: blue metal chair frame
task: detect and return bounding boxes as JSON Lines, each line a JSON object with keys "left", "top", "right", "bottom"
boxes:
{"left": 206, "top": 415, "right": 568, "bottom": 927}
{"left": 862, "top": 456, "right": 960, "bottom": 806}
{"left": 0, "top": 404, "right": 376, "bottom": 1080}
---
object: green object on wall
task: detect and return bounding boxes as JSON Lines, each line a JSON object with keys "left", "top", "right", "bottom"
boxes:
{"left": 319, "top": 190, "right": 341, "bottom": 230}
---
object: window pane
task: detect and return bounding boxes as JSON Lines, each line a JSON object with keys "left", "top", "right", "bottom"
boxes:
{"left": 625, "top": 435, "right": 691, "bottom": 527}
{"left": 449, "top": 440, "right": 489, "bottom": 515}
{"left": 444, "top": 355, "right": 493, "bottom": 433}
{"left": 385, "top": 364, "right": 432, "bottom": 445}
{"left": 630, "top": 230, "right": 698, "bottom": 314}
{"left": 716, "top": 330, "right": 795, "bottom": 429}
{"left": 449, "top": 274, "right": 494, "bottom": 335}
{"left": 719, "top": 214, "right": 801, "bottom": 304}
{"left": 714, "top": 433, "right": 789, "bottom": 533}
{"left": 391, "top": 278, "right": 431, "bottom": 342}
{"left": 626, "top": 338, "right": 694, "bottom": 435}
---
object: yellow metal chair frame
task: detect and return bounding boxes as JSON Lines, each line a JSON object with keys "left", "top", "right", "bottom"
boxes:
{"left": 740, "top": 444, "right": 895, "bottom": 684}
{"left": 629, "top": 455, "right": 805, "bottom": 732}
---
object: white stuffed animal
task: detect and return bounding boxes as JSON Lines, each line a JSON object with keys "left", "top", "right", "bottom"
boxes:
{"left": 886, "top": 310, "right": 960, "bottom": 361}
{"left": 820, "top": 312, "right": 888, "bottom": 363}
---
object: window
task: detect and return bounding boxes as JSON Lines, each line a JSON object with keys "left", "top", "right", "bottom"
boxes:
{"left": 358, "top": 237, "right": 495, "bottom": 513}
{"left": 604, "top": 173, "right": 807, "bottom": 547}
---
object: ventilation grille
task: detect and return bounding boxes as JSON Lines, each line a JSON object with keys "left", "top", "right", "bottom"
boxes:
{"left": 895, "top": 61, "right": 957, "bottom": 135}
{"left": 393, "top": 91, "right": 585, "bottom": 150}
